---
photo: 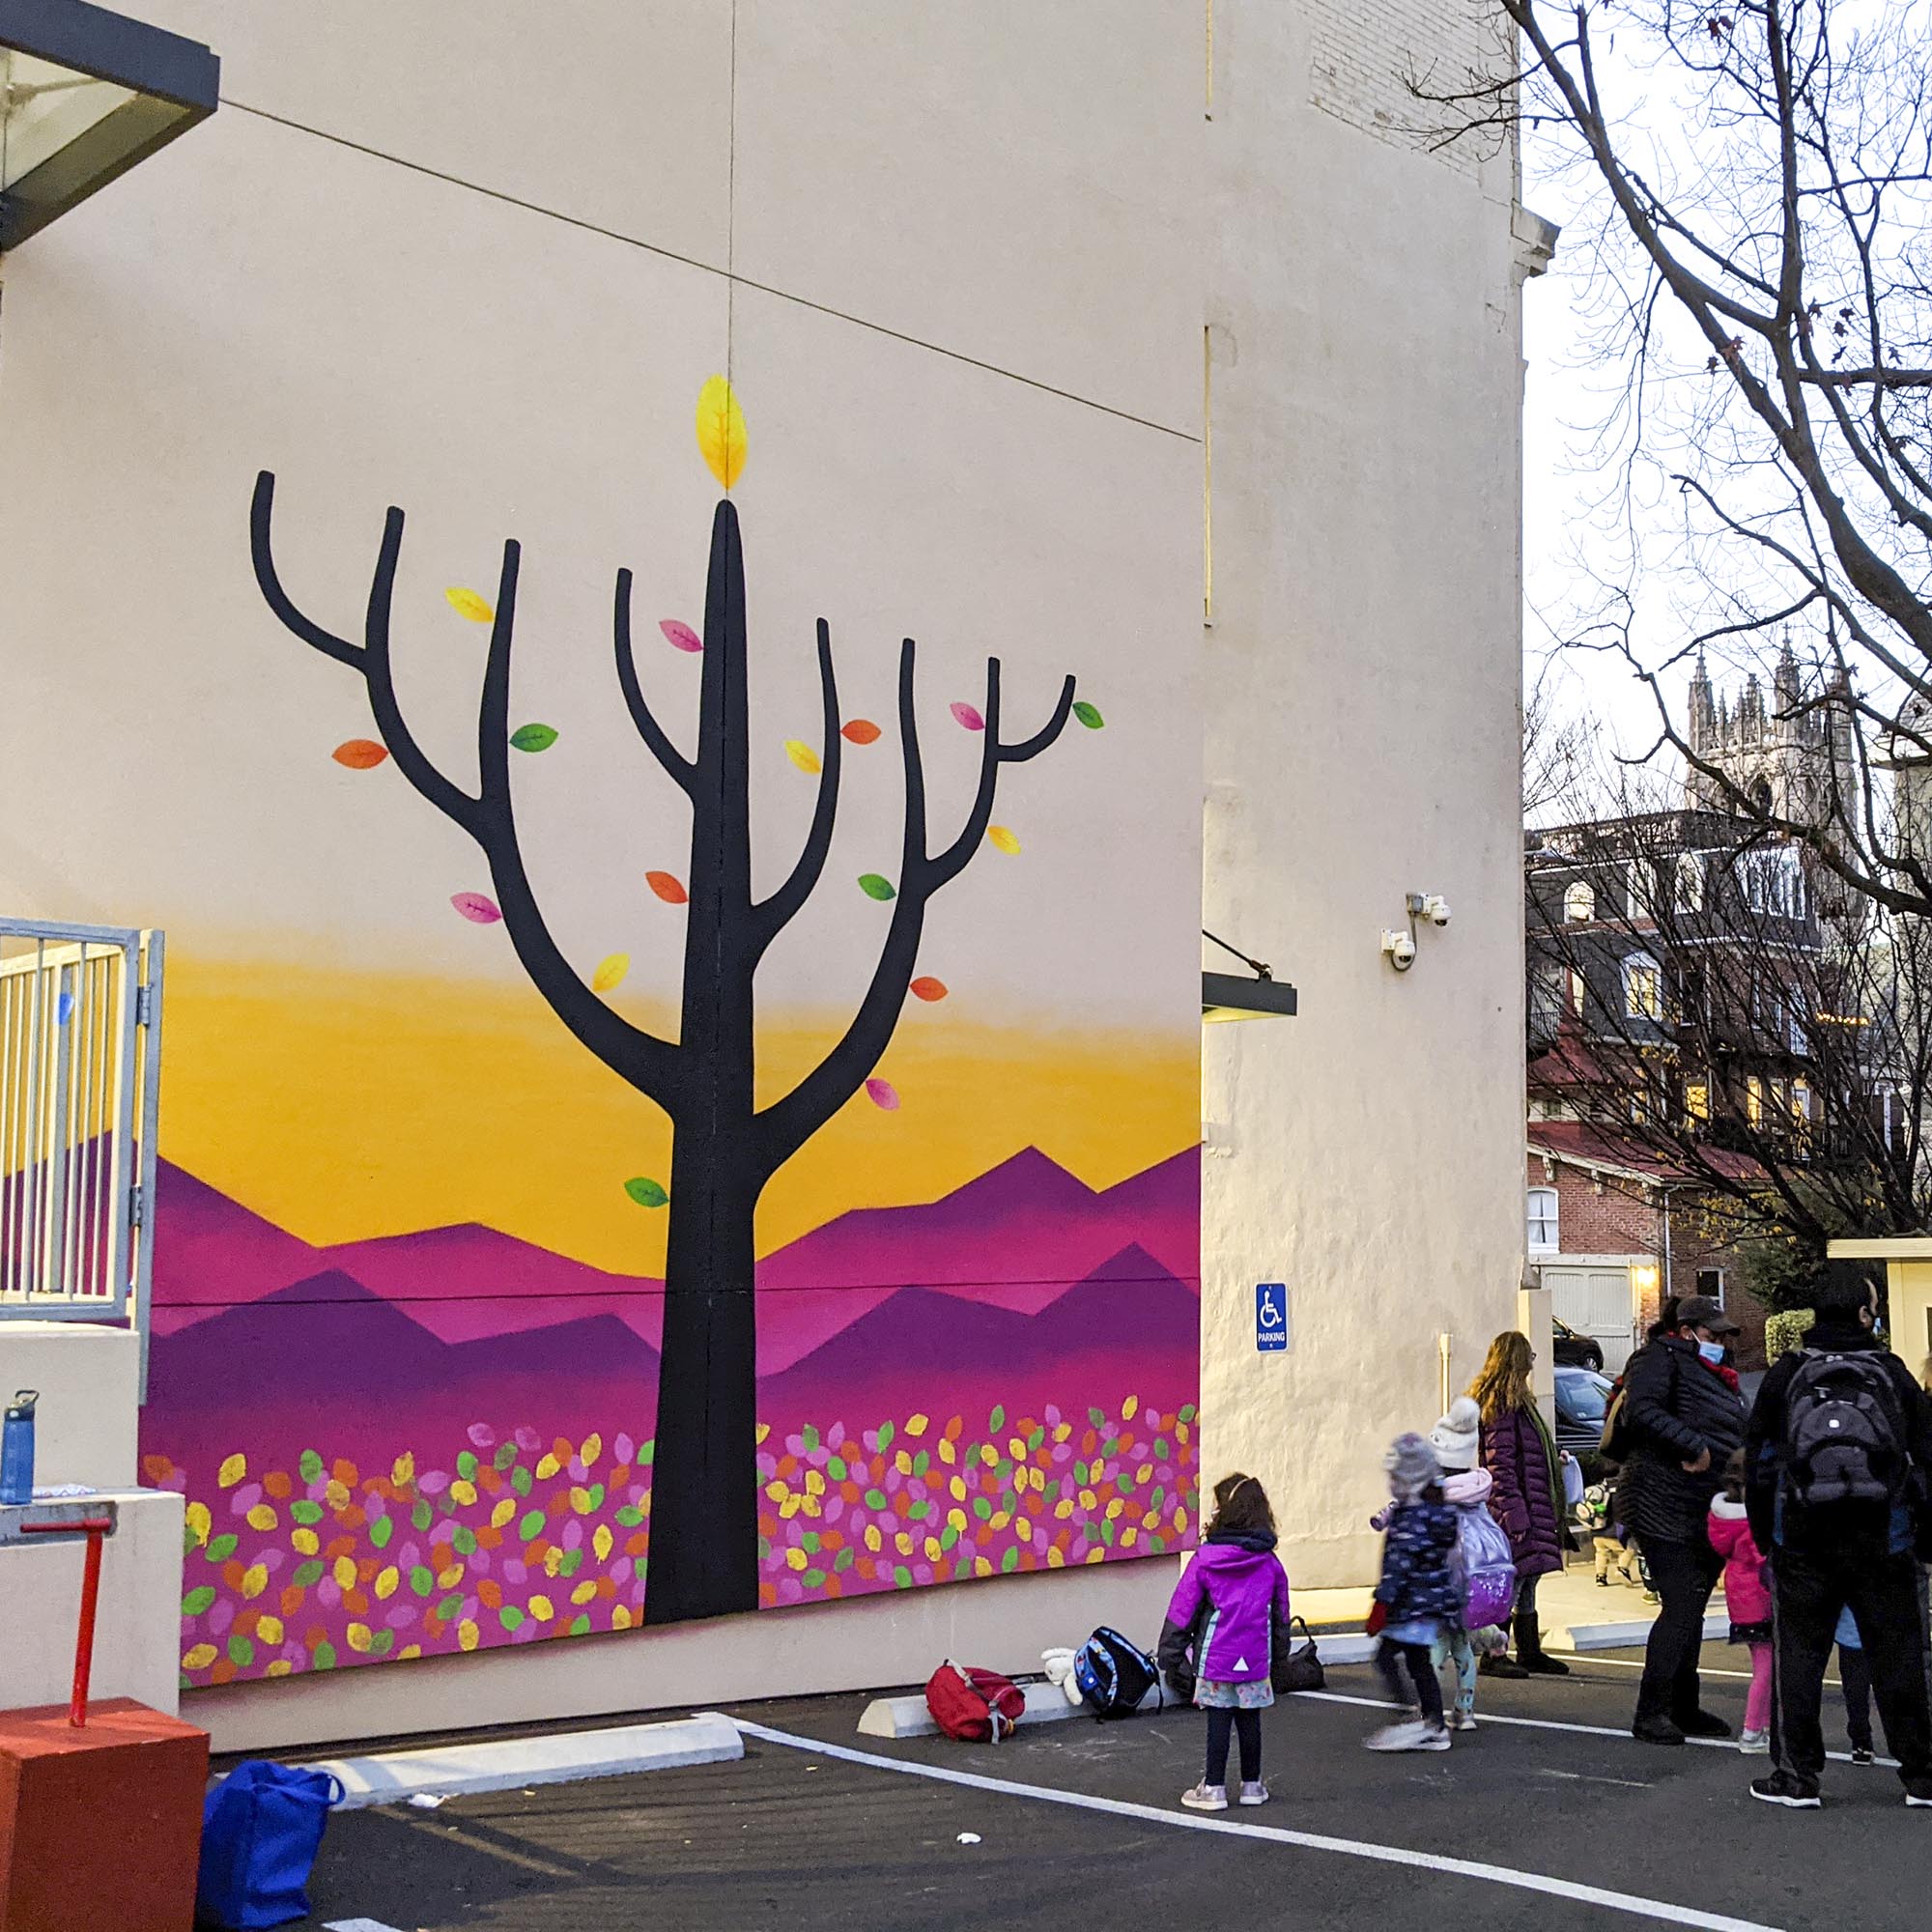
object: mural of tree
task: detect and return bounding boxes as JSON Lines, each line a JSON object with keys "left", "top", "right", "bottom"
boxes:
{"left": 247, "top": 380, "right": 1085, "bottom": 1624}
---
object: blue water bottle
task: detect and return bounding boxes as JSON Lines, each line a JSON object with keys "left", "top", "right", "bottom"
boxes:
{"left": 0, "top": 1391, "right": 39, "bottom": 1505}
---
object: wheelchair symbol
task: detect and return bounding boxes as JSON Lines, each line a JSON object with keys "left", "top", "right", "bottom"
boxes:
{"left": 1259, "top": 1291, "right": 1282, "bottom": 1328}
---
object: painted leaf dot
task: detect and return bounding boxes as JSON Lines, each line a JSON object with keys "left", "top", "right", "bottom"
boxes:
{"left": 1072, "top": 700, "right": 1106, "bottom": 730}
{"left": 647, "top": 870, "right": 689, "bottom": 905}
{"left": 660, "top": 619, "right": 703, "bottom": 654}
{"left": 332, "top": 739, "right": 389, "bottom": 769}
{"left": 510, "top": 723, "right": 558, "bottom": 753}
{"left": 696, "top": 375, "right": 748, "bottom": 490}
{"left": 950, "top": 702, "right": 985, "bottom": 732}
{"left": 451, "top": 892, "right": 503, "bottom": 924}
{"left": 986, "top": 825, "right": 1022, "bottom": 855}
{"left": 857, "top": 873, "right": 896, "bottom": 902}
{"left": 784, "top": 739, "right": 822, "bottom": 775}
{"left": 445, "top": 587, "right": 494, "bottom": 624}
{"left": 624, "top": 1177, "right": 668, "bottom": 1209}
{"left": 841, "top": 719, "right": 881, "bottom": 745}
{"left": 592, "top": 952, "right": 630, "bottom": 993}
{"left": 910, "top": 976, "right": 949, "bottom": 1003}
{"left": 866, "top": 1078, "right": 901, "bottom": 1112}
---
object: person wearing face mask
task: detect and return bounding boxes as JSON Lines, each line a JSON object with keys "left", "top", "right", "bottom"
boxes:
{"left": 1616, "top": 1293, "right": 1747, "bottom": 1746}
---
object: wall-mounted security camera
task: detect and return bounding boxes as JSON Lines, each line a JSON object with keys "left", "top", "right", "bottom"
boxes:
{"left": 1423, "top": 895, "right": 1452, "bottom": 928}
{"left": 1381, "top": 929, "right": 1417, "bottom": 972}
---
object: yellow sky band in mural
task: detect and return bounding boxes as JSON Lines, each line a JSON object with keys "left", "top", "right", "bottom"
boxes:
{"left": 161, "top": 956, "right": 1199, "bottom": 1271}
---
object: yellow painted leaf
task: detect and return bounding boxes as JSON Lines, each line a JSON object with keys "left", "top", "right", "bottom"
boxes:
{"left": 987, "top": 825, "right": 1022, "bottom": 855}
{"left": 593, "top": 953, "right": 630, "bottom": 993}
{"left": 785, "top": 739, "right": 821, "bottom": 775}
{"left": 241, "top": 1563, "right": 269, "bottom": 1602}
{"left": 217, "top": 1453, "right": 247, "bottom": 1490}
{"left": 185, "top": 1502, "right": 212, "bottom": 1546}
{"left": 696, "top": 375, "right": 747, "bottom": 489}
{"left": 182, "top": 1643, "right": 218, "bottom": 1671}
{"left": 445, "top": 586, "right": 495, "bottom": 623}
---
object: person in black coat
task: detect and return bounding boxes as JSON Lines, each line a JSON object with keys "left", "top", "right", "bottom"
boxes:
{"left": 1617, "top": 1293, "right": 1747, "bottom": 1746}
{"left": 1743, "top": 1266, "right": 1932, "bottom": 1809}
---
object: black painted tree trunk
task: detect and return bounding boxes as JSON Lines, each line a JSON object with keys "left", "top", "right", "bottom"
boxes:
{"left": 252, "top": 473, "right": 1077, "bottom": 1628}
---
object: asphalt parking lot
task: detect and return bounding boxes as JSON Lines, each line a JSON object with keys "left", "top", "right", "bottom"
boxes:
{"left": 289, "top": 1645, "right": 1921, "bottom": 1932}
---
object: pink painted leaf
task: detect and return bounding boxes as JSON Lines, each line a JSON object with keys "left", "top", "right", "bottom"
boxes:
{"left": 450, "top": 892, "right": 503, "bottom": 924}
{"left": 950, "top": 702, "right": 985, "bottom": 732}
{"left": 865, "top": 1078, "right": 901, "bottom": 1112}
{"left": 660, "top": 620, "right": 703, "bottom": 654}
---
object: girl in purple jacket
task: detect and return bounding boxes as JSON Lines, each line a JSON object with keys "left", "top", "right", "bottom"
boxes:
{"left": 1161, "top": 1472, "right": 1292, "bottom": 1812}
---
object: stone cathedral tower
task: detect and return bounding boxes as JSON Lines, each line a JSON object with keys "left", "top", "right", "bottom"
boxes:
{"left": 1686, "top": 640, "right": 1857, "bottom": 827}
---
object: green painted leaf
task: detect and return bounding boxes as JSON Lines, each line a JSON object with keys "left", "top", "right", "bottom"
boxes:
{"left": 802, "top": 1425, "right": 820, "bottom": 1452}
{"left": 313, "top": 1642, "right": 337, "bottom": 1671}
{"left": 494, "top": 1440, "right": 521, "bottom": 1471}
{"left": 833, "top": 1548, "right": 855, "bottom": 1572}
{"left": 973, "top": 1496, "right": 992, "bottom": 1520}
{"left": 624, "top": 1177, "right": 668, "bottom": 1208}
{"left": 988, "top": 1406, "right": 1006, "bottom": 1432}
{"left": 559, "top": 1548, "right": 584, "bottom": 1577}
{"left": 1101, "top": 1518, "right": 1116, "bottom": 1548}
{"left": 857, "top": 872, "right": 896, "bottom": 901}
{"left": 827, "top": 1455, "right": 847, "bottom": 1481}
{"left": 411, "top": 1565, "right": 435, "bottom": 1598}
{"left": 370, "top": 1514, "right": 394, "bottom": 1548}
{"left": 757, "top": 1536, "right": 771, "bottom": 1561}
{"left": 227, "top": 1634, "right": 255, "bottom": 1667}
{"left": 864, "top": 1488, "right": 888, "bottom": 1511}
{"left": 205, "top": 1534, "right": 238, "bottom": 1564}
{"left": 912, "top": 1450, "right": 929, "bottom": 1478}
{"left": 1088, "top": 1406, "right": 1106, "bottom": 1427}
{"left": 291, "top": 1499, "right": 324, "bottom": 1526}
{"left": 292, "top": 1560, "right": 325, "bottom": 1589}
{"left": 586, "top": 1483, "right": 606, "bottom": 1511}
{"left": 183, "top": 1526, "right": 200, "bottom": 1556}
{"left": 801, "top": 1530, "right": 821, "bottom": 1554}
{"left": 519, "top": 1510, "right": 546, "bottom": 1542}
{"left": 511, "top": 1466, "right": 533, "bottom": 1497}
{"left": 1153, "top": 1437, "right": 1171, "bottom": 1460}
{"left": 298, "top": 1449, "right": 324, "bottom": 1483}
{"left": 510, "top": 723, "right": 558, "bottom": 753}
{"left": 640, "top": 1440, "right": 655, "bottom": 1466}
{"left": 499, "top": 1605, "right": 526, "bottom": 1632}
{"left": 940, "top": 1524, "right": 960, "bottom": 1551}
{"left": 370, "top": 1629, "right": 396, "bottom": 1656}
{"left": 182, "top": 1585, "right": 216, "bottom": 1616}
{"left": 1179, "top": 1404, "right": 1197, "bottom": 1423}
{"left": 1072, "top": 700, "right": 1105, "bottom": 729}
{"left": 1027, "top": 1427, "right": 1045, "bottom": 1451}
{"left": 803, "top": 1568, "right": 829, "bottom": 1589}
{"left": 451, "top": 1524, "right": 477, "bottom": 1555}
{"left": 569, "top": 1614, "right": 593, "bottom": 1636}
{"left": 457, "top": 1451, "right": 478, "bottom": 1481}
{"left": 436, "top": 1594, "right": 465, "bottom": 1621}
{"left": 1000, "top": 1546, "right": 1020, "bottom": 1574}
{"left": 412, "top": 1499, "right": 434, "bottom": 1531}
{"left": 616, "top": 1506, "right": 643, "bottom": 1527}
{"left": 894, "top": 1564, "right": 914, "bottom": 1588}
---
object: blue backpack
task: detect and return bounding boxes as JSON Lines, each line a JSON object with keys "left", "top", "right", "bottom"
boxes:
{"left": 197, "top": 1759, "right": 343, "bottom": 1929}
{"left": 1072, "top": 1626, "right": 1162, "bottom": 1719}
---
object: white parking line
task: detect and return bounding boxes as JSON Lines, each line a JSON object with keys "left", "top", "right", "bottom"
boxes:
{"left": 720, "top": 1716, "right": 1786, "bottom": 1932}
{"left": 325, "top": 1920, "right": 408, "bottom": 1932}
{"left": 1577, "top": 1655, "right": 1844, "bottom": 1689}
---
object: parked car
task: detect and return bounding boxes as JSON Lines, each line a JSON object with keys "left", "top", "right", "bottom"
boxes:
{"left": 1553, "top": 1366, "right": 1614, "bottom": 1483}
{"left": 1551, "top": 1317, "right": 1604, "bottom": 1371}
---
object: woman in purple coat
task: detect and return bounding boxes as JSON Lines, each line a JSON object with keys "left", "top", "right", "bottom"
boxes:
{"left": 1159, "top": 1472, "right": 1292, "bottom": 1811}
{"left": 1471, "top": 1330, "right": 1571, "bottom": 1678}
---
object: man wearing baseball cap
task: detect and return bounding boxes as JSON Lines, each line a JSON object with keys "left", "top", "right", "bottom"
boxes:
{"left": 1617, "top": 1293, "right": 1747, "bottom": 1747}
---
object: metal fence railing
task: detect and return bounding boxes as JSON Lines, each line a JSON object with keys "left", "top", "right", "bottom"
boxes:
{"left": 0, "top": 920, "right": 163, "bottom": 1394}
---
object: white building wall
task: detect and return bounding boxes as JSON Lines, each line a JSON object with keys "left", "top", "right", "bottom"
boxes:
{"left": 1202, "top": 1, "right": 1537, "bottom": 1585}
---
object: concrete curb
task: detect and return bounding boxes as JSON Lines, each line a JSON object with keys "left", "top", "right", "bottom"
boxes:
{"left": 312, "top": 1712, "right": 743, "bottom": 1808}
{"left": 1550, "top": 1613, "right": 1728, "bottom": 1654}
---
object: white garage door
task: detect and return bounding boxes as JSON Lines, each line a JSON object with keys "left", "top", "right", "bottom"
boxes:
{"left": 1543, "top": 1263, "right": 1639, "bottom": 1373}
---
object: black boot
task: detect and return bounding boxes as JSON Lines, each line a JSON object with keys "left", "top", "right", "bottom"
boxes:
{"left": 1479, "top": 1650, "right": 1529, "bottom": 1678}
{"left": 1514, "top": 1611, "right": 1571, "bottom": 1676}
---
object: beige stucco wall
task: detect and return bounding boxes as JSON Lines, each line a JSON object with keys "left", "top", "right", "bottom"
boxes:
{"left": 1200, "top": 2, "right": 1534, "bottom": 1585}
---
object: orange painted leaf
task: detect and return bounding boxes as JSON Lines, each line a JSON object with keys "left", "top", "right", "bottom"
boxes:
{"left": 841, "top": 720, "right": 882, "bottom": 745}
{"left": 646, "top": 871, "right": 688, "bottom": 905}
{"left": 910, "top": 977, "right": 949, "bottom": 1003}
{"left": 332, "top": 739, "right": 388, "bottom": 769}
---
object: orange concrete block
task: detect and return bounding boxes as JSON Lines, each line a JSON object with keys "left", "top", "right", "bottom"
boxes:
{"left": 0, "top": 1699, "right": 209, "bottom": 1932}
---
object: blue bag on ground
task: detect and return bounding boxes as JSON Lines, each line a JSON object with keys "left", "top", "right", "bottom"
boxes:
{"left": 196, "top": 1758, "right": 343, "bottom": 1929}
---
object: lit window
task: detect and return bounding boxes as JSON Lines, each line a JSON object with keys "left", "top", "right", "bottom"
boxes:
{"left": 1569, "top": 968, "right": 1586, "bottom": 1014}
{"left": 1791, "top": 1081, "right": 1811, "bottom": 1125}
{"left": 1527, "top": 1187, "right": 1559, "bottom": 1252}
{"left": 1747, "top": 1076, "right": 1766, "bottom": 1125}
{"left": 1685, "top": 1079, "right": 1710, "bottom": 1123}
{"left": 1676, "top": 854, "right": 1705, "bottom": 913}
{"left": 1564, "top": 880, "right": 1596, "bottom": 923}
{"left": 1624, "top": 956, "right": 1662, "bottom": 1020}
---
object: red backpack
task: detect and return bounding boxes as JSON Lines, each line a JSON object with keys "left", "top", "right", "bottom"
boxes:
{"left": 924, "top": 1661, "right": 1025, "bottom": 1742}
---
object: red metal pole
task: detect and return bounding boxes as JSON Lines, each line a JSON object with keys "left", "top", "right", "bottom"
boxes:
{"left": 19, "top": 1518, "right": 113, "bottom": 1728}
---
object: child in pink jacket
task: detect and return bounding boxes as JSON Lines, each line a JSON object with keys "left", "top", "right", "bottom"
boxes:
{"left": 1708, "top": 1448, "right": 1773, "bottom": 1752}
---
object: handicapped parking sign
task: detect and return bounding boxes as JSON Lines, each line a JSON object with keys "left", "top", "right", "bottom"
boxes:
{"left": 1255, "top": 1282, "right": 1289, "bottom": 1352}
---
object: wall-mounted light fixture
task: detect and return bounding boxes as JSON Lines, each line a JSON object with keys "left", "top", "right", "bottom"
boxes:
{"left": 1, "top": 0, "right": 218, "bottom": 252}
{"left": 1202, "top": 928, "right": 1298, "bottom": 1022}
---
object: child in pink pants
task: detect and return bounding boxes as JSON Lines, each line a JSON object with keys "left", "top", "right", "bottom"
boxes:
{"left": 1708, "top": 1449, "right": 1773, "bottom": 1752}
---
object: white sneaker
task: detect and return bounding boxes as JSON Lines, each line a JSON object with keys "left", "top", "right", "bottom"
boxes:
{"left": 1237, "top": 1779, "right": 1269, "bottom": 1806}
{"left": 1180, "top": 1781, "right": 1228, "bottom": 1811}
{"left": 1447, "top": 1709, "right": 1478, "bottom": 1732}
{"left": 1739, "top": 1729, "right": 1770, "bottom": 1755}
{"left": 1366, "top": 1719, "right": 1452, "bottom": 1753}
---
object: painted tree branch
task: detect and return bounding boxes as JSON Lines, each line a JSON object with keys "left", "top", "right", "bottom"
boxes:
{"left": 752, "top": 619, "right": 842, "bottom": 956}
{"left": 250, "top": 469, "right": 683, "bottom": 1104}
{"left": 754, "top": 645, "right": 1076, "bottom": 1174}
{"left": 613, "top": 568, "right": 697, "bottom": 795}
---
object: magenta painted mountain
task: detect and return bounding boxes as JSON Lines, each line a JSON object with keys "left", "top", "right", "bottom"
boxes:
{"left": 149, "top": 1145, "right": 1200, "bottom": 1371}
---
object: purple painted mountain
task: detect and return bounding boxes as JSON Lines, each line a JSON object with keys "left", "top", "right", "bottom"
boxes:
{"left": 147, "top": 1144, "right": 1199, "bottom": 1370}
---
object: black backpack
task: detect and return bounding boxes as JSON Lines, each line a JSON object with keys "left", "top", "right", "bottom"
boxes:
{"left": 1071, "top": 1626, "right": 1161, "bottom": 1719}
{"left": 1781, "top": 1350, "right": 1911, "bottom": 1508}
